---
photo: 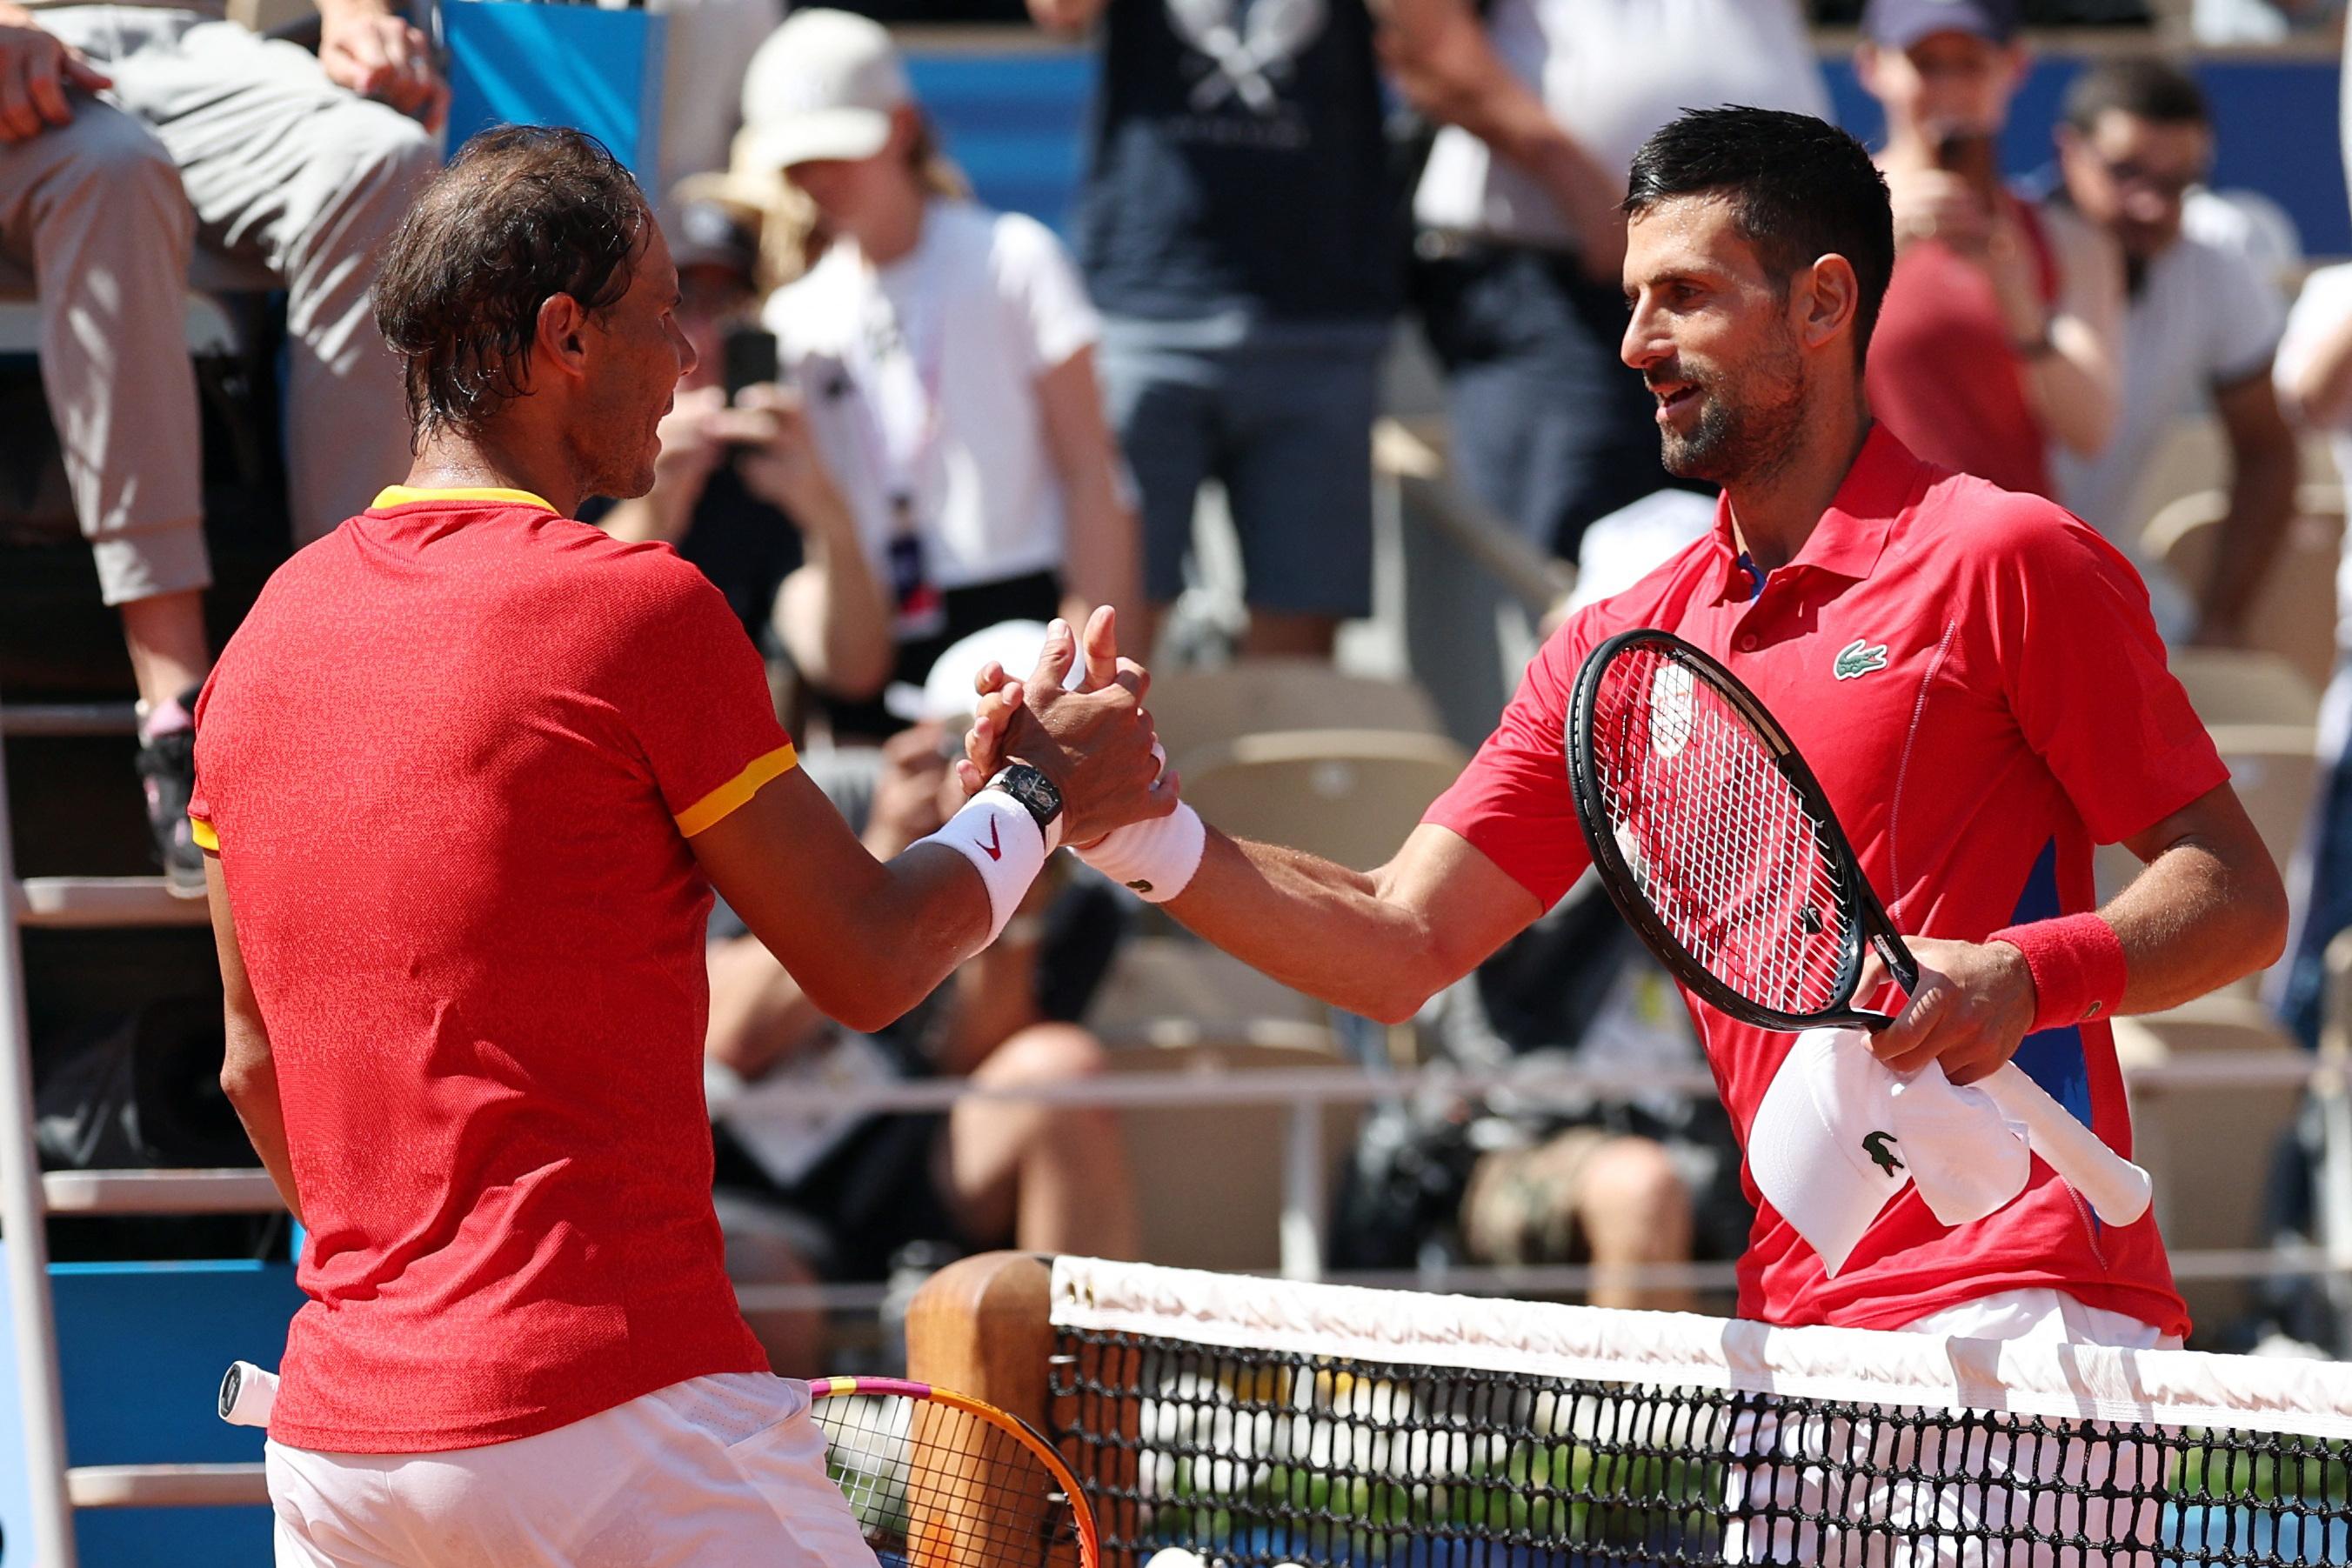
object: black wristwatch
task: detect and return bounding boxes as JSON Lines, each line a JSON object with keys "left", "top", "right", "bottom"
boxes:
{"left": 988, "top": 762, "right": 1064, "bottom": 847}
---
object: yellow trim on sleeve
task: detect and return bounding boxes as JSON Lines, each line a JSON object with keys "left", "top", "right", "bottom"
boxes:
{"left": 372, "top": 485, "right": 558, "bottom": 513}
{"left": 675, "top": 744, "right": 800, "bottom": 837}
{"left": 190, "top": 816, "right": 219, "bottom": 852}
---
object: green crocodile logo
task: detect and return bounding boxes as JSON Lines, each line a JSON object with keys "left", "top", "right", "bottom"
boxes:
{"left": 1861, "top": 1131, "right": 1904, "bottom": 1178}
{"left": 1834, "top": 638, "right": 1890, "bottom": 680}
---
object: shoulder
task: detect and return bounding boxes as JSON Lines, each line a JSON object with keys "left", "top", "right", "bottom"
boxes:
{"left": 764, "top": 251, "right": 857, "bottom": 342}
{"left": 1914, "top": 467, "right": 2134, "bottom": 589}
{"left": 980, "top": 206, "right": 1078, "bottom": 277}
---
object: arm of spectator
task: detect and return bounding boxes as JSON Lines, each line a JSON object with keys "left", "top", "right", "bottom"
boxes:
{"left": 601, "top": 386, "right": 729, "bottom": 546}
{"left": 317, "top": 0, "right": 448, "bottom": 131}
{"left": 733, "top": 384, "right": 898, "bottom": 699}
{"left": 0, "top": 7, "right": 110, "bottom": 143}
{"left": 2021, "top": 205, "right": 2124, "bottom": 458}
{"left": 1025, "top": 0, "right": 1107, "bottom": 37}
{"left": 2277, "top": 298, "right": 2352, "bottom": 430}
{"left": 1373, "top": 0, "right": 1627, "bottom": 281}
{"left": 2192, "top": 364, "right": 2300, "bottom": 647}
{"left": 706, "top": 934, "right": 832, "bottom": 1080}
{"left": 1038, "top": 346, "right": 1142, "bottom": 636}
{"left": 205, "top": 855, "right": 304, "bottom": 1224}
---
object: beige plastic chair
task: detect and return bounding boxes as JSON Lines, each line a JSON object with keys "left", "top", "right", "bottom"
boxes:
{"left": 2094, "top": 724, "right": 2315, "bottom": 994}
{"left": 1102, "top": 1039, "right": 1360, "bottom": 1273}
{"left": 2168, "top": 648, "right": 2322, "bottom": 729}
{"left": 2145, "top": 486, "right": 2344, "bottom": 691}
{"left": 1086, "top": 936, "right": 1332, "bottom": 1051}
{"left": 1148, "top": 661, "right": 1447, "bottom": 768}
{"left": 1179, "top": 729, "right": 1472, "bottom": 872}
{"left": 2111, "top": 997, "right": 2307, "bottom": 1331}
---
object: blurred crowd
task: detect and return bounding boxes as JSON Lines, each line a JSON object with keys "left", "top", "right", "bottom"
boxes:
{"left": 11, "top": 0, "right": 2352, "bottom": 1361}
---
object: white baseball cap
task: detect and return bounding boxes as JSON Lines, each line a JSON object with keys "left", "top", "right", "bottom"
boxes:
{"left": 885, "top": 620, "right": 1086, "bottom": 725}
{"left": 1748, "top": 1028, "right": 2031, "bottom": 1276}
{"left": 739, "top": 10, "right": 911, "bottom": 172}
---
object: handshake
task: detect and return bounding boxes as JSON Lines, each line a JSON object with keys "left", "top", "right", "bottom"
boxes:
{"left": 947, "top": 607, "right": 1206, "bottom": 904}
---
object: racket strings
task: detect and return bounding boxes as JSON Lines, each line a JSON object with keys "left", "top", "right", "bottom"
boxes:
{"left": 814, "top": 1394, "right": 1077, "bottom": 1568}
{"left": 1590, "top": 648, "right": 1857, "bottom": 1017}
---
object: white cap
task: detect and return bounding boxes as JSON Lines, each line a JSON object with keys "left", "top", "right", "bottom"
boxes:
{"left": 1747, "top": 1028, "right": 2030, "bottom": 1276}
{"left": 739, "top": 10, "right": 910, "bottom": 172}
{"left": 885, "top": 620, "right": 1086, "bottom": 725}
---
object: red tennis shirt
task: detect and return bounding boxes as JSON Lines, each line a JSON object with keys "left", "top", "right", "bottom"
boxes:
{"left": 1427, "top": 427, "right": 2222, "bottom": 1338}
{"left": 190, "top": 487, "right": 795, "bottom": 1451}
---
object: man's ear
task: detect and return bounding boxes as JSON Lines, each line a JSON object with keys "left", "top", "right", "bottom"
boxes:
{"left": 533, "top": 292, "right": 591, "bottom": 391}
{"left": 1796, "top": 254, "right": 1861, "bottom": 355}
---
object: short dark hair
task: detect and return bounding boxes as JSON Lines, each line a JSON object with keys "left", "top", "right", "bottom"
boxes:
{"left": 1624, "top": 107, "right": 1895, "bottom": 363}
{"left": 372, "top": 126, "right": 650, "bottom": 444}
{"left": 2064, "top": 58, "right": 2209, "bottom": 135}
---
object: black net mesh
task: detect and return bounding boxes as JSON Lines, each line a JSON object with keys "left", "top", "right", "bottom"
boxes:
{"left": 1049, "top": 1325, "right": 2352, "bottom": 1568}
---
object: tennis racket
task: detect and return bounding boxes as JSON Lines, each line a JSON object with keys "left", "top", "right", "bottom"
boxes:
{"left": 1565, "top": 627, "right": 2152, "bottom": 1225}
{"left": 221, "top": 1363, "right": 1099, "bottom": 1568}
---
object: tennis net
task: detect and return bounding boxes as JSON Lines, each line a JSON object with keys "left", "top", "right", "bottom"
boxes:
{"left": 1046, "top": 1258, "right": 2352, "bottom": 1567}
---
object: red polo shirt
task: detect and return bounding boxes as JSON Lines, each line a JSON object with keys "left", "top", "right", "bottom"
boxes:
{"left": 189, "top": 487, "right": 793, "bottom": 1451}
{"left": 1427, "top": 427, "right": 2221, "bottom": 1337}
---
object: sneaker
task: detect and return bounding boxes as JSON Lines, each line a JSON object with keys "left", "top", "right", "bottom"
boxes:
{"left": 137, "top": 689, "right": 204, "bottom": 898}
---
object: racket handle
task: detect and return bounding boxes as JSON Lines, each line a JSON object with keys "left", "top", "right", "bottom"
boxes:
{"left": 218, "top": 1361, "right": 277, "bottom": 1428}
{"left": 1980, "top": 1064, "right": 2152, "bottom": 1225}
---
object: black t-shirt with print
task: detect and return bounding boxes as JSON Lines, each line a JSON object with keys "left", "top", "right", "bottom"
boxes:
{"left": 1075, "top": 0, "right": 1401, "bottom": 323}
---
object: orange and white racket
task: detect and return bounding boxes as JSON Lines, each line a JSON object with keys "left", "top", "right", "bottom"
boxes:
{"left": 806, "top": 1375, "right": 1099, "bottom": 1568}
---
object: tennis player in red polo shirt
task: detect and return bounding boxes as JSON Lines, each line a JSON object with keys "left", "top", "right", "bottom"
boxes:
{"left": 977, "top": 107, "right": 2284, "bottom": 1344}
{"left": 964, "top": 105, "right": 2287, "bottom": 1563}
{"left": 190, "top": 128, "right": 1167, "bottom": 1566}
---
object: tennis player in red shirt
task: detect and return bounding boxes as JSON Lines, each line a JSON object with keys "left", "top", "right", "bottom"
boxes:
{"left": 191, "top": 127, "right": 1168, "bottom": 1566}
{"left": 977, "top": 107, "right": 2284, "bottom": 1344}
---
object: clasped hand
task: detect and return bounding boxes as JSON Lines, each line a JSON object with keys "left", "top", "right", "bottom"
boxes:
{"left": 955, "top": 607, "right": 1174, "bottom": 849}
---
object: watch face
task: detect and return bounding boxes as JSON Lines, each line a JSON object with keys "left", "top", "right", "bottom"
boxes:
{"left": 999, "top": 764, "right": 1062, "bottom": 823}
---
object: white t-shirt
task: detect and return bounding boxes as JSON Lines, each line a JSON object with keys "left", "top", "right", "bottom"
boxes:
{"left": 2275, "top": 262, "right": 2352, "bottom": 648}
{"left": 765, "top": 200, "right": 1100, "bottom": 592}
{"left": 2052, "top": 230, "right": 2286, "bottom": 573}
{"left": 1411, "top": 0, "right": 1828, "bottom": 250}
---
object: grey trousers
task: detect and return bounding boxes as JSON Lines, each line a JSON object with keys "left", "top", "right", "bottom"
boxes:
{"left": 0, "top": 6, "right": 434, "bottom": 604}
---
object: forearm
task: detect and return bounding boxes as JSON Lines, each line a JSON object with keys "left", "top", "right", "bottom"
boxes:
{"left": 1162, "top": 832, "right": 1465, "bottom": 1024}
{"left": 2101, "top": 831, "right": 2287, "bottom": 1016}
{"left": 2287, "top": 321, "right": 2352, "bottom": 427}
{"left": 2198, "top": 444, "right": 2298, "bottom": 637}
{"left": 220, "top": 1040, "right": 302, "bottom": 1224}
{"left": 1059, "top": 487, "right": 1140, "bottom": 635}
{"left": 776, "top": 512, "right": 895, "bottom": 696}
{"left": 2023, "top": 325, "right": 2118, "bottom": 456}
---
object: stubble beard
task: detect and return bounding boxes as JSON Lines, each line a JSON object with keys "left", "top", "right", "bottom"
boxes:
{"left": 1657, "top": 341, "right": 1807, "bottom": 490}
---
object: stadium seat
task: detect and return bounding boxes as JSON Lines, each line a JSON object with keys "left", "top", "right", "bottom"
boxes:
{"left": 2095, "top": 722, "right": 2315, "bottom": 995}
{"left": 1086, "top": 935, "right": 1330, "bottom": 1051}
{"left": 2168, "top": 648, "right": 2322, "bottom": 727}
{"left": 2145, "top": 486, "right": 2344, "bottom": 691}
{"left": 2111, "top": 996, "right": 2307, "bottom": 1333}
{"left": 1099, "top": 1039, "right": 1358, "bottom": 1274}
{"left": 1178, "top": 729, "right": 1470, "bottom": 873}
{"left": 1149, "top": 661, "right": 1447, "bottom": 773}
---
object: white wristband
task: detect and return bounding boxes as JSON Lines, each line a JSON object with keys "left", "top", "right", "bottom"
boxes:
{"left": 1078, "top": 803, "right": 1206, "bottom": 904}
{"left": 919, "top": 788, "right": 1049, "bottom": 944}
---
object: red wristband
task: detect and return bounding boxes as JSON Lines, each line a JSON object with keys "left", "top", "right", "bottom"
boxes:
{"left": 1987, "top": 914, "right": 2127, "bottom": 1032}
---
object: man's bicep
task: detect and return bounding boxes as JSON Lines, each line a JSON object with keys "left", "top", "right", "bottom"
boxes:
{"left": 1380, "top": 823, "right": 1549, "bottom": 987}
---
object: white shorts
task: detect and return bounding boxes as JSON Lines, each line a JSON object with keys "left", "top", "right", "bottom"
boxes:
{"left": 1721, "top": 1289, "right": 2181, "bottom": 1568}
{"left": 266, "top": 1372, "right": 879, "bottom": 1568}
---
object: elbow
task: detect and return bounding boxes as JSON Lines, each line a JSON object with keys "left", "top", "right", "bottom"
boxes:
{"left": 218, "top": 1048, "right": 269, "bottom": 1111}
{"left": 1357, "top": 951, "right": 1449, "bottom": 1025}
{"left": 2246, "top": 862, "right": 2292, "bottom": 976}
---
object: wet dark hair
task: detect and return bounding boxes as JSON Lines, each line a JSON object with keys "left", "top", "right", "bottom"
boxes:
{"left": 1624, "top": 106, "right": 1895, "bottom": 364}
{"left": 2064, "top": 58, "right": 2210, "bottom": 134}
{"left": 372, "top": 125, "right": 650, "bottom": 444}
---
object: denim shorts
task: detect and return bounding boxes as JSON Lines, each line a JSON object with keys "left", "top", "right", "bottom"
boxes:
{"left": 1098, "top": 315, "right": 1389, "bottom": 617}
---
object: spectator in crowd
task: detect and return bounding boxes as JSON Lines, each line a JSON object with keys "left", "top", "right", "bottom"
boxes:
{"left": 596, "top": 196, "right": 896, "bottom": 697}
{"left": 2051, "top": 58, "right": 2298, "bottom": 644}
{"left": 2193, "top": 0, "right": 2339, "bottom": 43}
{"left": 2264, "top": 262, "right": 2352, "bottom": 1048}
{"left": 747, "top": 10, "right": 1140, "bottom": 742}
{"left": 1857, "top": 0, "right": 2122, "bottom": 498}
{"left": 0, "top": 0, "right": 439, "bottom": 892}
{"left": 1379, "top": 0, "right": 1827, "bottom": 563}
{"left": 1026, "top": 0, "right": 1399, "bottom": 660}
{"left": 705, "top": 624, "right": 1140, "bottom": 1371}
